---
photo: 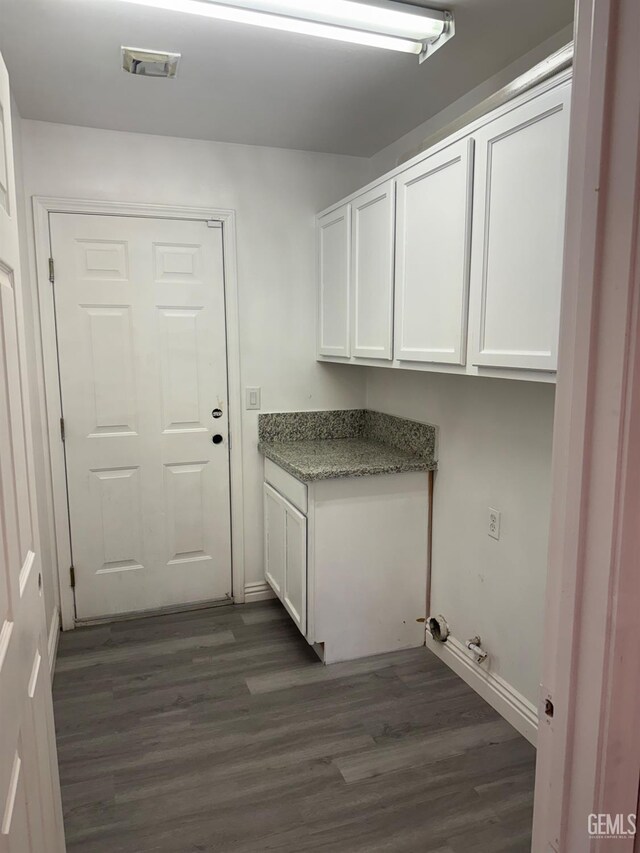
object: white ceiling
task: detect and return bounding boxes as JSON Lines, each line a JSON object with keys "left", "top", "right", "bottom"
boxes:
{"left": 0, "top": 0, "right": 573, "bottom": 156}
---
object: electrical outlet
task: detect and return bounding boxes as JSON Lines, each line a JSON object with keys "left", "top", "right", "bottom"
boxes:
{"left": 246, "top": 387, "right": 261, "bottom": 410}
{"left": 488, "top": 507, "right": 501, "bottom": 540}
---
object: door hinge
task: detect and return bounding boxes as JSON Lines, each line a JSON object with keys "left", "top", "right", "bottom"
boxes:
{"left": 69, "top": 565, "right": 76, "bottom": 588}
{"left": 60, "top": 417, "right": 65, "bottom": 442}
{"left": 48, "top": 257, "right": 55, "bottom": 283}
{"left": 206, "top": 219, "right": 222, "bottom": 229}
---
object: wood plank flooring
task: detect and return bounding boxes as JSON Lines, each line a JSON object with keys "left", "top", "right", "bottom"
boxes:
{"left": 53, "top": 600, "right": 535, "bottom": 852}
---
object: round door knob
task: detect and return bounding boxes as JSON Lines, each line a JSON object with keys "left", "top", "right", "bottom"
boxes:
{"left": 212, "top": 434, "right": 224, "bottom": 445}
{"left": 211, "top": 408, "right": 223, "bottom": 419}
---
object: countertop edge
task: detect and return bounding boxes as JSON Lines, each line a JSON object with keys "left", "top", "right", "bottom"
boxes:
{"left": 259, "top": 441, "right": 437, "bottom": 482}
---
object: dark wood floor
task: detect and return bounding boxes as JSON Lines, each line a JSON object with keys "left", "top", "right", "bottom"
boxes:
{"left": 53, "top": 600, "right": 535, "bottom": 852}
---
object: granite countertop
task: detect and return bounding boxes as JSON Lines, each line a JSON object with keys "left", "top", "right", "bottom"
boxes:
{"left": 258, "top": 410, "right": 437, "bottom": 482}
{"left": 259, "top": 437, "right": 436, "bottom": 481}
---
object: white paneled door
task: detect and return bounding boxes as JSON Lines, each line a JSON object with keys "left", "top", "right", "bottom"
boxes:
{"left": 0, "top": 52, "right": 66, "bottom": 853}
{"left": 50, "top": 213, "right": 232, "bottom": 620}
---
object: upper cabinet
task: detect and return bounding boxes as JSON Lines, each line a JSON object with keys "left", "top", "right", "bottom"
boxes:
{"left": 467, "top": 85, "right": 571, "bottom": 371}
{"left": 351, "top": 180, "right": 395, "bottom": 360}
{"left": 317, "top": 204, "right": 351, "bottom": 358}
{"left": 395, "top": 138, "right": 474, "bottom": 365}
{"left": 316, "top": 72, "right": 572, "bottom": 383}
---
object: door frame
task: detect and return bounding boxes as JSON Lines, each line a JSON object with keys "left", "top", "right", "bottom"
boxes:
{"left": 532, "top": 0, "right": 640, "bottom": 848}
{"left": 32, "top": 197, "right": 245, "bottom": 630}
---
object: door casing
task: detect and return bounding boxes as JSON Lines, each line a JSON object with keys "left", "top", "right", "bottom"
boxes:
{"left": 32, "top": 198, "right": 245, "bottom": 630}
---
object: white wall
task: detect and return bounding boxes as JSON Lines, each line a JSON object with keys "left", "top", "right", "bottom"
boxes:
{"left": 359, "top": 29, "right": 569, "bottom": 720}
{"left": 366, "top": 370, "right": 555, "bottom": 708}
{"left": 18, "top": 119, "right": 369, "bottom": 605}
{"left": 369, "top": 24, "right": 573, "bottom": 178}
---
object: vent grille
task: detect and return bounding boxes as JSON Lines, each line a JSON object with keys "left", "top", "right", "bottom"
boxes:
{"left": 122, "top": 47, "right": 180, "bottom": 78}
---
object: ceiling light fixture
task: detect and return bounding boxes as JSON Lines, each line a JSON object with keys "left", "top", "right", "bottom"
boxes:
{"left": 109, "top": 0, "right": 455, "bottom": 61}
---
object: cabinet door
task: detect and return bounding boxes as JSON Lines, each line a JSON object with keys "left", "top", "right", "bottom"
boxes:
{"left": 394, "top": 138, "right": 474, "bottom": 364}
{"left": 317, "top": 205, "right": 351, "bottom": 357}
{"left": 351, "top": 180, "right": 395, "bottom": 360}
{"left": 468, "top": 83, "right": 571, "bottom": 371}
{"left": 264, "top": 483, "right": 286, "bottom": 598}
{"left": 283, "top": 502, "right": 307, "bottom": 635}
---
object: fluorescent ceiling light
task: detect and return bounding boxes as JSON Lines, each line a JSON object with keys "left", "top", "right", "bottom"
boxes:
{"left": 109, "top": 0, "right": 455, "bottom": 60}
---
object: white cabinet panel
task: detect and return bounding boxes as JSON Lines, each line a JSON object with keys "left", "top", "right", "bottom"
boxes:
{"left": 468, "top": 84, "right": 571, "bottom": 371}
{"left": 351, "top": 181, "right": 395, "bottom": 360}
{"left": 317, "top": 205, "right": 350, "bottom": 357}
{"left": 283, "top": 502, "right": 307, "bottom": 635}
{"left": 394, "top": 138, "right": 474, "bottom": 365}
{"left": 316, "top": 73, "right": 571, "bottom": 382}
{"left": 264, "top": 483, "right": 286, "bottom": 597}
{"left": 263, "top": 482, "right": 307, "bottom": 635}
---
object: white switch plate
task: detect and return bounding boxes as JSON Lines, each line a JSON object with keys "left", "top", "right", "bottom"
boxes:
{"left": 246, "top": 387, "right": 261, "bottom": 410}
{"left": 488, "top": 507, "right": 501, "bottom": 540}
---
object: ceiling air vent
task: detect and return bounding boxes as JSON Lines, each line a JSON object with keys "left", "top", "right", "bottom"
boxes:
{"left": 121, "top": 47, "right": 180, "bottom": 78}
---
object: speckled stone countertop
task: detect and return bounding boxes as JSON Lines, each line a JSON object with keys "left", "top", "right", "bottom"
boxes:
{"left": 258, "top": 410, "right": 437, "bottom": 482}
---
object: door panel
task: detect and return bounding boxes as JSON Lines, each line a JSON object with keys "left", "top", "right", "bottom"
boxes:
{"left": 317, "top": 205, "right": 350, "bottom": 357}
{"left": 50, "top": 214, "right": 232, "bottom": 619}
{"left": 351, "top": 181, "right": 395, "bottom": 360}
{"left": 468, "top": 84, "right": 571, "bottom": 370}
{"left": 264, "top": 483, "right": 285, "bottom": 597}
{"left": 263, "top": 482, "right": 307, "bottom": 635}
{"left": 164, "top": 461, "right": 212, "bottom": 565}
{"left": 395, "top": 138, "right": 474, "bottom": 365}
{"left": 81, "top": 304, "right": 137, "bottom": 435}
{"left": 0, "top": 49, "right": 65, "bottom": 853}
{"left": 283, "top": 502, "right": 307, "bottom": 634}
{"left": 89, "top": 466, "right": 144, "bottom": 573}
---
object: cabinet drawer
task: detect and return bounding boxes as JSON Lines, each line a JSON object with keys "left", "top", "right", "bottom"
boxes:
{"left": 264, "top": 458, "right": 308, "bottom": 514}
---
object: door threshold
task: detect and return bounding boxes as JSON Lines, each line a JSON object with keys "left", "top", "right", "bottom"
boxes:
{"left": 75, "top": 595, "right": 235, "bottom": 627}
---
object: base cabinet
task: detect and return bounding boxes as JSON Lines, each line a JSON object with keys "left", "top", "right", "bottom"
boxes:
{"left": 264, "top": 466, "right": 430, "bottom": 664}
{"left": 263, "top": 483, "right": 307, "bottom": 635}
{"left": 264, "top": 483, "right": 285, "bottom": 598}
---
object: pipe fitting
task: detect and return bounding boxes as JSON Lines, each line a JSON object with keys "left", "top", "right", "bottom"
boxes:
{"left": 427, "top": 614, "right": 450, "bottom": 643}
{"left": 466, "top": 636, "right": 488, "bottom": 664}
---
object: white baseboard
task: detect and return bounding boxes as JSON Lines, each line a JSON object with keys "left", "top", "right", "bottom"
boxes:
{"left": 244, "top": 580, "right": 276, "bottom": 603}
{"left": 47, "top": 606, "right": 61, "bottom": 679}
{"left": 426, "top": 633, "right": 538, "bottom": 745}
